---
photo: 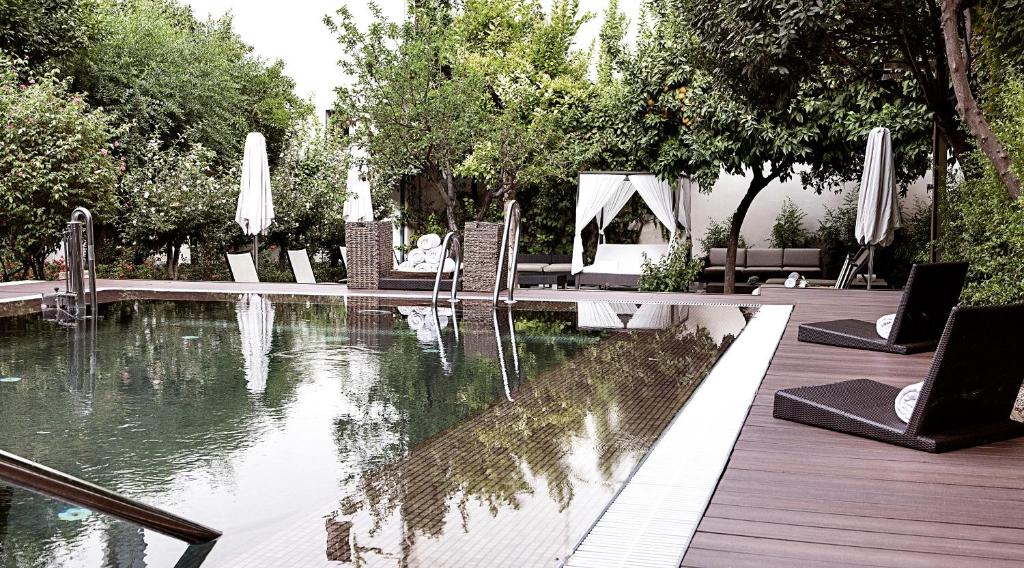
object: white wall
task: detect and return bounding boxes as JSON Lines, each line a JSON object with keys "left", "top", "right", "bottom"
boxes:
{"left": 689, "top": 166, "right": 933, "bottom": 255}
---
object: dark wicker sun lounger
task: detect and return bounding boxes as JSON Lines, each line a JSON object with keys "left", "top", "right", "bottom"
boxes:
{"left": 797, "top": 262, "right": 968, "bottom": 354}
{"left": 776, "top": 303, "right": 1024, "bottom": 452}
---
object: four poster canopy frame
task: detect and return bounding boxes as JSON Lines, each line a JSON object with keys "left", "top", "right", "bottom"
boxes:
{"left": 571, "top": 171, "right": 693, "bottom": 276}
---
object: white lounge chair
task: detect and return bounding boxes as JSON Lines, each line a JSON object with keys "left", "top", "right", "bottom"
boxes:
{"left": 287, "top": 249, "right": 317, "bottom": 284}
{"left": 226, "top": 252, "right": 259, "bottom": 283}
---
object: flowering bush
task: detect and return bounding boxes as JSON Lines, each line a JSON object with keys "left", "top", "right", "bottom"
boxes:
{"left": 0, "top": 54, "right": 119, "bottom": 280}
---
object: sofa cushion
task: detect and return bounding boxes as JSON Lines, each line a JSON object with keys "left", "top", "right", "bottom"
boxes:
{"left": 517, "top": 262, "right": 549, "bottom": 273}
{"left": 703, "top": 266, "right": 727, "bottom": 273}
{"left": 746, "top": 248, "right": 783, "bottom": 268}
{"left": 783, "top": 248, "right": 821, "bottom": 268}
{"left": 743, "top": 266, "right": 784, "bottom": 273}
{"left": 783, "top": 267, "right": 822, "bottom": 275}
{"left": 708, "top": 248, "right": 746, "bottom": 267}
{"left": 543, "top": 263, "right": 572, "bottom": 273}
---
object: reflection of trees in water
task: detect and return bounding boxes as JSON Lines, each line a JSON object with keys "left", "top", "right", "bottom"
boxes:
{"left": 0, "top": 299, "right": 345, "bottom": 566}
{"left": 332, "top": 322, "right": 728, "bottom": 565}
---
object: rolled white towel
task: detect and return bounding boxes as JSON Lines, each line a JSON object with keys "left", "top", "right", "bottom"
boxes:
{"left": 784, "top": 277, "right": 797, "bottom": 288}
{"left": 417, "top": 233, "right": 442, "bottom": 250}
{"left": 414, "top": 262, "right": 436, "bottom": 272}
{"left": 895, "top": 381, "right": 923, "bottom": 423}
{"left": 408, "top": 248, "right": 426, "bottom": 264}
{"left": 441, "top": 258, "right": 456, "bottom": 273}
{"left": 396, "top": 260, "right": 417, "bottom": 271}
{"left": 876, "top": 313, "right": 896, "bottom": 339}
{"left": 425, "top": 247, "right": 443, "bottom": 263}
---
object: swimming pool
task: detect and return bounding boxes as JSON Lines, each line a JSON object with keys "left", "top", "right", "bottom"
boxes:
{"left": 0, "top": 296, "right": 750, "bottom": 567}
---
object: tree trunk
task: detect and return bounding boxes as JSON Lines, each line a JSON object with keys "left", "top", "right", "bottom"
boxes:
{"left": 724, "top": 171, "right": 773, "bottom": 294}
{"left": 940, "top": 0, "right": 1021, "bottom": 199}
{"left": 476, "top": 190, "right": 495, "bottom": 221}
{"left": 166, "top": 242, "right": 180, "bottom": 280}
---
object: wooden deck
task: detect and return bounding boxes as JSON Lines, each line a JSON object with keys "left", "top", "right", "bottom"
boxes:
{"left": 683, "top": 287, "right": 1024, "bottom": 568}
{"left": 2, "top": 280, "right": 1022, "bottom": 566}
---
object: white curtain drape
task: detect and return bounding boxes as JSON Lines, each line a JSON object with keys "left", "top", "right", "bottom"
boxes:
{"left": 576, "top": 301, "right": 624, "bottom": 330}
{"left": 856, "top": 127, "right": 901, "bottom": 246}
{"left": 677, "top": 177, "right": 693, "bottom": 237}
{"left": 573, "top": 174, "right": 626, "bottom": 274}
{"left": 599, "top": 180, "right": 636, "bottom": 238}
{"left": 630, "top": 174, "right": 677, "bottom": 239}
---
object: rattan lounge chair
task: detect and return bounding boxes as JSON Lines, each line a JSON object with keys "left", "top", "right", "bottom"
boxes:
{"left": 797, "top": 262, "right": 968, "bottom": 354}
{"left": 776, "top": 303, "right": 1024, "bottom": 452}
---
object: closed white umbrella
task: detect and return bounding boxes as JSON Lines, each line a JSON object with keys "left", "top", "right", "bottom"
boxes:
{"left": 235, "top": 293, "right": 275, "bottom": 393}
{"left": 235, "top": 132, "right": 274, "bottom": 268}
{"left": 855, "top": 127, "right": 902, "bottom": 289}
{"left": 343, "top": 145, "right": 374, "bottom": 222}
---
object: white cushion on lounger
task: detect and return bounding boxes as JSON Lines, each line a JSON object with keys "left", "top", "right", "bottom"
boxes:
{"left": 543, "top": 263, "right": 572, "bottom": 273}
{"left": 287, "top": 249, "right": 316, "bottom": 284}
{"left": 584, "top": 244, "right": 670, "bottom": 275}
{"left": 227, "top": 252, "right": 259, "bottom": 283}
{"left": 517, "top": 262, "right": 549, "bottom": 273}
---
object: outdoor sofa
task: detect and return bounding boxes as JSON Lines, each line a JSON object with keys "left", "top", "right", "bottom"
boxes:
{"left": 702, "top": 247, "right": 822, "bottom": 281}
{"left": 516, "top": 253, "right": 572, "bottom": 288}
{"left": 775, "top": 303, "right": 1024, "bottom": 452}
{"left": 575, "top": 243, "right": 670, "bottom": 289}
{"left": 798, "top": 262, "right": 969, "bottom": 354}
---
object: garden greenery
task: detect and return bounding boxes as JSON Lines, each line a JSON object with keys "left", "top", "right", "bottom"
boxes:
{"left": 0, "top": 56, "right": 119, "bottom": 279}
{"left": 769, "top": 199, "right": 813, "bottom": 249}
{"left": 638, "top": 243, "right": 704, "bottom": 293}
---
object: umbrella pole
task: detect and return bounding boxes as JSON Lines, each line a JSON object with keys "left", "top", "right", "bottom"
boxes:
{"left": 867, "top": 246, "right": 874, "bottom": 291}
{"left": 252, "top": 235, "right": 258, "bottom": 270}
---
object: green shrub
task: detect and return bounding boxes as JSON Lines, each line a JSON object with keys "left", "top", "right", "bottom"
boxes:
{"left": 813, "top": 191, "right": 859, "bottom": 277}
{"left": 700, "top": 216, "right": 746, "bottom": 253}
{"left": 0, "top": 55, "right": 120, "bottom": 280}
{"left": 638, "top": 244, "right": 704, "bottom": 292}
{"left": 769, "top": 198, "right": 813, "bottom": 248}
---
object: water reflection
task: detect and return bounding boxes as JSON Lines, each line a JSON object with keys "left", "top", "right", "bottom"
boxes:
{"left": 0, "top": 297, "right": 602, "bottom": 567}
{"left": 319, "top": 303, "right": 747, "bottom": 567}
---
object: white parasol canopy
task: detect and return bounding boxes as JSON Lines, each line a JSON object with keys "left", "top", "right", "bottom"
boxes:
{"left": 343, "top": 145, "right": 374, "bottom": 222}
{"left": 856, "top": 127, "right": 902, "bottom": 247}
{"left": 236, "top": 133, "right": 274, "bottom": 266}
{"left": 236, "top": 293, "right": 275, "bottom": 393}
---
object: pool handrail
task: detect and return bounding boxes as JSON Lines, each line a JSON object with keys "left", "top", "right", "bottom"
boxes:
{"left": 69, "top": 207, "right": 98, "bottom": 319}
{"left": 431, "top": 232, "right": 462, "bottom": 306}
{"left": 492, "top": 201, "right": 522, "bottom": 306}
{"left": 0, "top": 449, "right": 221, "bottom": 544}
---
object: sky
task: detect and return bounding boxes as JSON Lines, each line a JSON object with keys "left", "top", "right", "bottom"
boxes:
{"left": 180, "top": 0, "right": 642, "bottom": 119}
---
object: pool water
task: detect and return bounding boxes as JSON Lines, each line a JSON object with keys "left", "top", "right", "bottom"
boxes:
{"left": 0, "top": 296, "right": 750, "bottom": 567}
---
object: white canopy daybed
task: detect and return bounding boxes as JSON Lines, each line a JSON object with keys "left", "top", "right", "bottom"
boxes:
{"left": 572, "top": 172, "right": 692, "bottom": 288}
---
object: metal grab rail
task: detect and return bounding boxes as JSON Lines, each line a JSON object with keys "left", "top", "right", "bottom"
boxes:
{"left": 492, "top": 201, "right": 522, "bottom": 306}
{"left": 0, "top": 450, "right": 221, "bottom": 544}
{"left": 70, "top": 207, "right": 98, "bottom": 318}
{"left": 431, "top": 231, "right": 462, "bottom": 306}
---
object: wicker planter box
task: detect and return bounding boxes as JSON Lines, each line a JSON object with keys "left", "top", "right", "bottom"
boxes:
{"left": 344, "top": 221, "right": 393, "bottom": 289}
{"left": 462, "top": 221, "right": 505, "bottom": 293}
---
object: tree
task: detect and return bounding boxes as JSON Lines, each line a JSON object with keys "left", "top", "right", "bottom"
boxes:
{"left": 65, "top": 0, "right": 312, "bottom": 169}
{"left": 629, "top": 2, "right": 931, "bottom": 292}
{"left": 453, "top": 0, "right": 592, "bottom": 219}
{"left": 267, "top": 121, "right": 349, "bottom": 258}
{"left": 116, "top": 138, "right": 235, "bottom": 279}
{"left": 330, "top": 2, "right": 485, "bottom": 231}
{"left": 0, "top": 0, "right": 95, "bottom": 67}
{"left": 688, "top": 0, "right": 1021, "bottom": 199}
{"left": 0, "top": 56, "right": 119, "bottom": 279}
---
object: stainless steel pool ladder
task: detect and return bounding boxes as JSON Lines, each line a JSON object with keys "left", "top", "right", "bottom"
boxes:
{"left": 0, "top": 449, "right": 221, "bottom": 544}
{"left": 43, "top": 207, "right": 99, "bottom": 324}
{"left": 431, "top": 231, "right": 463, "bottom": 306}
{"left": 492, "top": 201, "right": 522, "bottom": 306}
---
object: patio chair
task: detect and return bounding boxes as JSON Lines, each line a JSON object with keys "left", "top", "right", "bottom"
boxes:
{"left": 226, "top": 252, "right": 259, "bottom": 283}
{"left": 775, "top": 303, "right": 1024, "bottom": 452}
{"left": 798, "top": 262, "right": 968, "bottom": 354}
{"left": 287, "top": 249, "right": 316, "bottom": 284}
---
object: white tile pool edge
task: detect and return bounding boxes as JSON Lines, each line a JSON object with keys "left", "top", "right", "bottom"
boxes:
{"left": 563, "top": 304, "right": 793, "bottom": 568}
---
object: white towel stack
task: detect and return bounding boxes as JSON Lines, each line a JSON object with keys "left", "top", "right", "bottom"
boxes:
{"left": 395, "top": 233, "right": 454, "bottom": 273}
